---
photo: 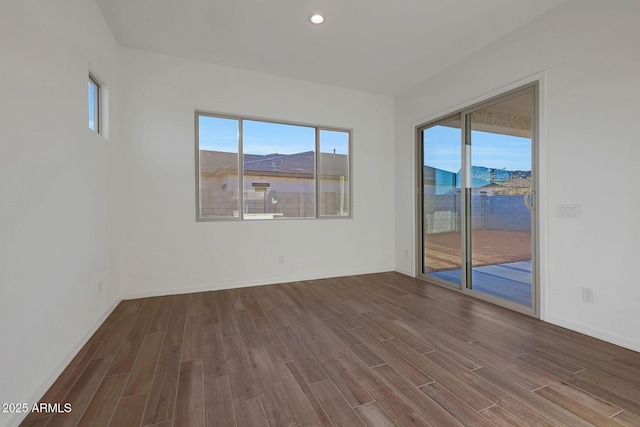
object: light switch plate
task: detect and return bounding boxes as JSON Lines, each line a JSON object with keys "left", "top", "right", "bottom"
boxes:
{"left": 558, "top": 204, "right": 581, "bottom": 218}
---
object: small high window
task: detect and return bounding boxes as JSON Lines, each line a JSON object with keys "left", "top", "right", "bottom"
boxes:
{"left": 88, "top": 74, "right": 100, "bottom": 133}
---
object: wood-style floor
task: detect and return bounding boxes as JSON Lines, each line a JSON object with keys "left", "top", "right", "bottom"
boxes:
{"left": 21, "top": 272, "right": 640, "bottom": 426}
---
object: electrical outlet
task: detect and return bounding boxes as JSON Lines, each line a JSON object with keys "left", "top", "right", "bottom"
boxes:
{"left": 278, "top": 255, "right": 285, "bottom": 264}
{"left": 582, "top": 287, "right": 593, "bottom": 303}
{"left": 98, "top": 280, "right": 103, "bottom": 293}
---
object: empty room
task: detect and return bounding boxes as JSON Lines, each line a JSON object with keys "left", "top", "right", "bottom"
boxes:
{"left": 2, "top": 0, "right": 640, "bottom": 426}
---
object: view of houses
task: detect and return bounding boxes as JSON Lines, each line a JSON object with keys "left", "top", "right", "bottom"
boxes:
{"left": 199, "top": 150, "right": 349, "bottom": 218}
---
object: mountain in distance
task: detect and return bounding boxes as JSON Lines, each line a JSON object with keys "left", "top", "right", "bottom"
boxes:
{"left": 468, "top": 166, "right": 531, "bottom": 195}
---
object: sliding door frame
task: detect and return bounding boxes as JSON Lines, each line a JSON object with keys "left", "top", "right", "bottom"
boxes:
{"left": 415, "top": 82, "right": 540, "bottom": 318}
{"left": 415, "top": 113, "right": 463, "bottom": 289}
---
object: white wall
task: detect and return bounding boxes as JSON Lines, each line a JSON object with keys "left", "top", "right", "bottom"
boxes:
{"left": 116, "top": 48, "right": 395, "bottom": 298}
{"left": 0, "top": 1, "right": 121, "bottom": 425}
{"left": 395, "top": 0, "right": 640, "bottom": 351}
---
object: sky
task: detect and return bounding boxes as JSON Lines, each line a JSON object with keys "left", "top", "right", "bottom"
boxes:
{"left": 199, "top": 116, "right": 349, "bottom": 155}
{"left": 198, "top": 117, "right": 528, "bottom": 170}
{"left": 423, "top": 125, "right": 531, "bottom": 172}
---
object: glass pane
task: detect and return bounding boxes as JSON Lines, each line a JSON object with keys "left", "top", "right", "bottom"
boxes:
{"left": 243, "top": 120, "right": 315, "bottom": 219}
{"left": 422, "top": 117, "right": 462, "bottom": 285}
{"left": 88, "top": 79, "right": 97, "bottom": 132}
{"left": 198, "top": 116, "right": 240, "bottom": 218}
{"left": 469, "top": 91, "right": 533, "bottom": 306}
{"left": 319, "top": 130, "right": 349, "bottom": 217}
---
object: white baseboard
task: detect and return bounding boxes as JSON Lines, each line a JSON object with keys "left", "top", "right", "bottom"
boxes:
{"left": 394, "top": 267, "right": 414, "bottom": 277}
{"left": 5, "top": 298, "right": 121, "bottom": 427}
{"left": 121, "top": 267, "right": 395, "bottom": 300}
{"left": 545, "top": 315, "right": 639, "bottom": 353}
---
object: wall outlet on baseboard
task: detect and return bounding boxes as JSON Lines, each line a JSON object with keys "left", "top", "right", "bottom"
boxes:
{"left": 278, "top": 255, "right": 285, "bottom": 264}
{"left": 582, "top": 287, "right": 593, "bottom": 303}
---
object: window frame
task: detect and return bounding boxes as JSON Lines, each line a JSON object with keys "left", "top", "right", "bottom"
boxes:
{"left": 88, "top": 74, "right": 101, "bottom": 134}
{"left": 195, "top": 111, "right": 353, "bottom": 221}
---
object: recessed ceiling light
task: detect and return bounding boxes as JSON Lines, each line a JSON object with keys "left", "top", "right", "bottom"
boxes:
{"left": 309, "top": 14, "right": 324, "bottom": 24}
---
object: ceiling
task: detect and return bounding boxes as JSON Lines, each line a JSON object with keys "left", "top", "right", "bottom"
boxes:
{"left": 95, "top": 0, "right": 567, "bottom": 96}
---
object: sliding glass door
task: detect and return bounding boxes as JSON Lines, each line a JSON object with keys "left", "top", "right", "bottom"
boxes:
{"left": 421, "top": 117, "right": 463, "bottom": 284}
{"left": 418, "top": 85, "right": 537, "bottom": 315}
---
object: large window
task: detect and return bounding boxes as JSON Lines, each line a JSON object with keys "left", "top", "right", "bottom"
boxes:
{"left": 196, "top": 112, "right": 351, "bottom": 220}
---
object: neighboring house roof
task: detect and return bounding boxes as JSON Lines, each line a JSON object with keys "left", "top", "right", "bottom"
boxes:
{"left": 199, "top": 151, "right": 238, "bottom": 176}
{"left": 199, "top": 150, "right": 348, "bottom": 178}
{"left": 318, "top": 152, "right": 349, "bottom": 178}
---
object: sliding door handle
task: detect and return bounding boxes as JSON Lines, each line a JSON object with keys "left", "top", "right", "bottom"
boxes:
{"left": 524, "top": 190, "right": 535, "bottom": 210}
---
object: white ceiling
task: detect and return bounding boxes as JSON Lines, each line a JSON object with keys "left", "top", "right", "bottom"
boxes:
{"left": 95, "top": 0, "right": 567, "bottom": 96}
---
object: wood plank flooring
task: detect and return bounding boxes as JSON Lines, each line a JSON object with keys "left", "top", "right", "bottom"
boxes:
{"left": 21, "top": 272, "right": 640, "bottom": 426}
